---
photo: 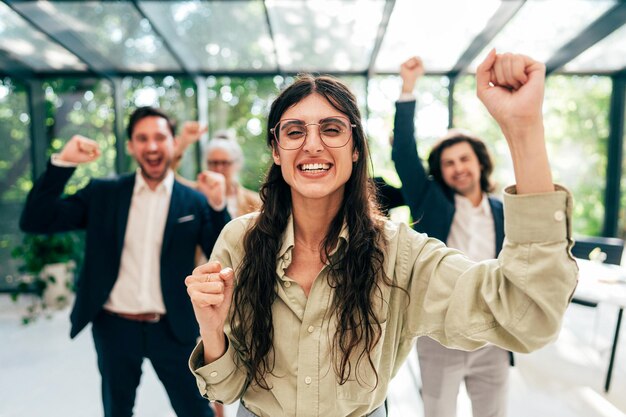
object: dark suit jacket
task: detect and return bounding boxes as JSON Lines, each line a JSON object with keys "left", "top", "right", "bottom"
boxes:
{"left": 392, "top": 100, "right": 504, "bottom": 253}
{"left": 20, "top": 161, "right": 230, "bottom": 344}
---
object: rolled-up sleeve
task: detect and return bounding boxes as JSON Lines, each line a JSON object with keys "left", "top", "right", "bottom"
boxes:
{"left": 189, "top": 337, "right": 246, "bottom": 403}
{"left": 402, "top": 185, "right": 578, "bottom": 353}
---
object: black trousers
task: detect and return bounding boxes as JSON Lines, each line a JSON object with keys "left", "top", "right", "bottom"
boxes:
{"left": 91, "top": 311, "right": 213, "bottom": 417}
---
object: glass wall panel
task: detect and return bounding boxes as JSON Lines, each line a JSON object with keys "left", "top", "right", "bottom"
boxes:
{"left": 141, "top": 0, "right": 277, "bottom": 72}
{"left": 468, "top": 0, "right": 615, "bottom": 72}
{"left": 0, "top": 2, "right": 86, "bottom": 71}
{"left": 267, "top": 0, "right": 385, "bottom": 72}
{"left": 565, "top": 24, "right": 626, "bottom": 73}
{"left": 454, "top": 74, "right": 612, "bottom": 236}
{"left": 42, "top": 79, "right": 117, "bottom": 193}
{"left": 202, "top": 76, "right": 277, "bottom": 192}
{"left": 375, "top": 0, "right": 502, "bottom": 73}
{"left": 0, "top": 78, "right": 31, "bottom": 290}
{"left": 367, "top": 75, "right": 450, "bottom": 222}
{"left": 14, "top": 1, "right": 181, "bottom": 72}
{"left": 121, "top": 75, "right": 198, "bottom": 179}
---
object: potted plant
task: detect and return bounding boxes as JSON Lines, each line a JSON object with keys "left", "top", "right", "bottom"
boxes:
{"left": 11, "top": 232, "right": 83, "bottom": 324}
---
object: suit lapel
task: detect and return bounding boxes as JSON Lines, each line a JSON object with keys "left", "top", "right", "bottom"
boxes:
{"left": 488, "top": 197, "right": 505, "bottom": 256}
{"left": 116, "top": 174, "right": 135, "bottom": 259}
{"left": 161, "top": 180, "right": 183, "bottom": 256}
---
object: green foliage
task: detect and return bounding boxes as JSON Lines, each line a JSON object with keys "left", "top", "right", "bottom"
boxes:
{"left": 43, "top": 78, "right": 117, "bottom": 194}
{"left": 0, "top": 78, "right": 31, "bottom": 203}
{"left": 454, "top": 74, "right": 612, "bottom": 236}
{"left": 202, "top": 76, "right": 278, "bottom": 191}
{"left": 9, "top": 232, "right": 82, "bottom": 324}
{"left": 11, "top": 233, "right": 83, "bottom": 275}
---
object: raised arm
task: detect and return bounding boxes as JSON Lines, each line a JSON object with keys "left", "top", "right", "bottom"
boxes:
{"left": 392, "top": 57, "right": 453, "bottom": 237}
{"left": 172, "top": 121, "right": 208, "bottom": 171}
{"left": 20, "top": 135, "right": 101, "bottom": 233}
{"left": 392, "top": 57, "right": 430, "bottom": 204}
{"left": 476, "top": 50, "right": 553, "bottom": 194}
{"left": 402, "top": 52, "right": 576, "bottom": 352}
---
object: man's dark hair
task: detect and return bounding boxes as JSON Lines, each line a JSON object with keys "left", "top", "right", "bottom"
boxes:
{"left": 126, "top": 106, "right": 176, "bottom": 139}
{"left": 427, "top": 129, "right": 495, "bottom": 193}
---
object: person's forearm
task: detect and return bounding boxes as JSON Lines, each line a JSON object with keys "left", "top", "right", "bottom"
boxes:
{"left": 502, "top": 120, "right": 553, "bottom": 195}
{"left": 201, "top": 328, "right": 228, "bottom": 364}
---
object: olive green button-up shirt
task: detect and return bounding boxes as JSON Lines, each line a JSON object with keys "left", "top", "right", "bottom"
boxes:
{"left": 190, "top": 186, "right": 578, "bottom": 417}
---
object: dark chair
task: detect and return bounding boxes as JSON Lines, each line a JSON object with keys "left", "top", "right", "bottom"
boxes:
{"left": 570, "top": 235, "right": 625, "bottom": 392}
{"left": 571, "top": 236, "right": 625, "bottom": 265}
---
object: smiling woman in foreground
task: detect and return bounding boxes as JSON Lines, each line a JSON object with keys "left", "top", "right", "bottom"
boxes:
{"left": 185, "top": 50, "right": 578, "bottom": 417}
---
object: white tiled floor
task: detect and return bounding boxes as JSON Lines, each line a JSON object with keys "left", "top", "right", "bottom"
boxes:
{"left": 0, "top": 295, "right": 624, "bottom": 417}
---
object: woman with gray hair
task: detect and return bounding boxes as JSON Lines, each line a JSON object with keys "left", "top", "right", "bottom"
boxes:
{"left": 204, "top": 131, "right": 261, "bottom": 218}
{"left": 174, "top": 126, "right": 261, "bottom": 219}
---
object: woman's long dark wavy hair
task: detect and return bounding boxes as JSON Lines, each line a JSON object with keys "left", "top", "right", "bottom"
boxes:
{"left": 230, "top": 75, "right": 394, "bottom": 390}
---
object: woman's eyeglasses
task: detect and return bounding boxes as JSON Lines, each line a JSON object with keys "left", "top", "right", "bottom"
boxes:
{"left": 207, "top": 160, "right": 234, "bottom": 168}
{"left": 270, "top": 116, "right": 356, "bottom": 150}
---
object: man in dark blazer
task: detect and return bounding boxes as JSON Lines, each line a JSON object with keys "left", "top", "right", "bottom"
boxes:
{"left": 392, "top": 57, "right": 509, "bottom": 417}
{"left": 20, "top": 107, "right": 229, "bottom": 417}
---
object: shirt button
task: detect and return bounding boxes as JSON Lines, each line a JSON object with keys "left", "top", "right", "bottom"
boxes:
{"left": 209, "top": 371, "right": 218, "bottom": 378}
{"left": 304, "top": 376, "right": 312, "bottom": 384}
{"left": 284, "top": 252, "right": 291, "bottom": 261}
{"left": 284, "top": 281, "right": 291, "bottom": 288}
{"left": 307, "top": 325, "right": 315, "bottom": 333}
{"left": 553, "top": 210, "right": 565, "bottom": 222}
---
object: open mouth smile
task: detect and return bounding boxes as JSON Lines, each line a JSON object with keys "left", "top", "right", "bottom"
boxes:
{"left": 298, "top": 162, "right": 332, "bottom": 173}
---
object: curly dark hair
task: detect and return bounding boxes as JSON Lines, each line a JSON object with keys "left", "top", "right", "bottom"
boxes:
{"left": 126, "top": 106, "right": 176, "bottom": 139}
{"left": 427, "top": 129, "right": 495, "bottom": 193}
{"left": 230, "top": 74, "right": 395, "bottom": 390}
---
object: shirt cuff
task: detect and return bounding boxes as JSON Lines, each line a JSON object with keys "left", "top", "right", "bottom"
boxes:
{"left": 503, "top": 184, "right": 572, "bottom": 243}
{"left": 189, "top": 337, "right": 238, "bottom": 399}
{"left": 397, "top": 92, "right": 416, "bottom": 103}
{"left": 51, "top": 153, "right": 79, "bottom": 168}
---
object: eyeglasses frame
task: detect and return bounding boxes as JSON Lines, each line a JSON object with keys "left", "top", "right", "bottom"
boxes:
{"left": 270, "top": 116, "right": 357, "bottom": 150}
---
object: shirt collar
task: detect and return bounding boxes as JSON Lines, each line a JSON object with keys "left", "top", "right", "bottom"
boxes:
{"left": 454, "top": 192, "right": 491, "bottom": 215}
{"left": 278, "top": 214, "right": 350, "bottom": 260}
{"left": 133, "top": 168, "right": 175, "bottom": 196}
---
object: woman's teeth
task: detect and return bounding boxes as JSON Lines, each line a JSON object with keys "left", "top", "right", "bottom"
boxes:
{"left": 300, "top": 163, "right": 330, "bottom": 172}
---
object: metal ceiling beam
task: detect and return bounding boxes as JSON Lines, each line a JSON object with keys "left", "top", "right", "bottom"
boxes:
{"left": 603, "top": 75, "right": 626, "bottom": 237}
{"left": 25, "top": 79, "right": 48, "bottom": 179}
{"left": 448, "top": 0, "right": 524, "bottom": 82}
{"left": 367, "top": 0, "right": 396, "bottom": 77}
{"left": 0, "top": 50, "right": 34, "bottom": 80}
{"left": 546, "top": 2, "right": 626, "bottom": 75}
{"left": 4, "top": 0, "right": 113, "bottom": 79}
{"left": 0, "top": 69, "right": 385, "bottom": 79}
{"left": 111, "top": 77, "right": 128, "bottom": 174}
{"left": 131, "top": 0, "right": 195, "bottom": 77}
{"left": 263, "top": 0, "right": 282, "bottom": 74}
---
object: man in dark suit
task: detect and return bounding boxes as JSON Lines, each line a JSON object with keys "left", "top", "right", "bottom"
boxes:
{"left": 20, "top": 107, "right": 229, "bottom": 417}
{"left": 392, "top": 58, "right": 509, "bottom": 417}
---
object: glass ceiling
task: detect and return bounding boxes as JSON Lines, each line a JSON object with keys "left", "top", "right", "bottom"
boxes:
{"left": 0, "top": 0, "right": 624, "bottom": 78}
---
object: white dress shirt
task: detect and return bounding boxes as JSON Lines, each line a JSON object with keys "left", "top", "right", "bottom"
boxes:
{"left": 446, "top": 193, "right": 496, "bottom": 262}
{"left": 103, "top": 170, "right": 174, "bottom": 314}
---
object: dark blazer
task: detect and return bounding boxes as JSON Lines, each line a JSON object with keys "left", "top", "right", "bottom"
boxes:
{"left": 392, "top": 100, "right": 504, "bottom": 253}
{"left": 20, "top": 161, "right": 230, "bottom": 344}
